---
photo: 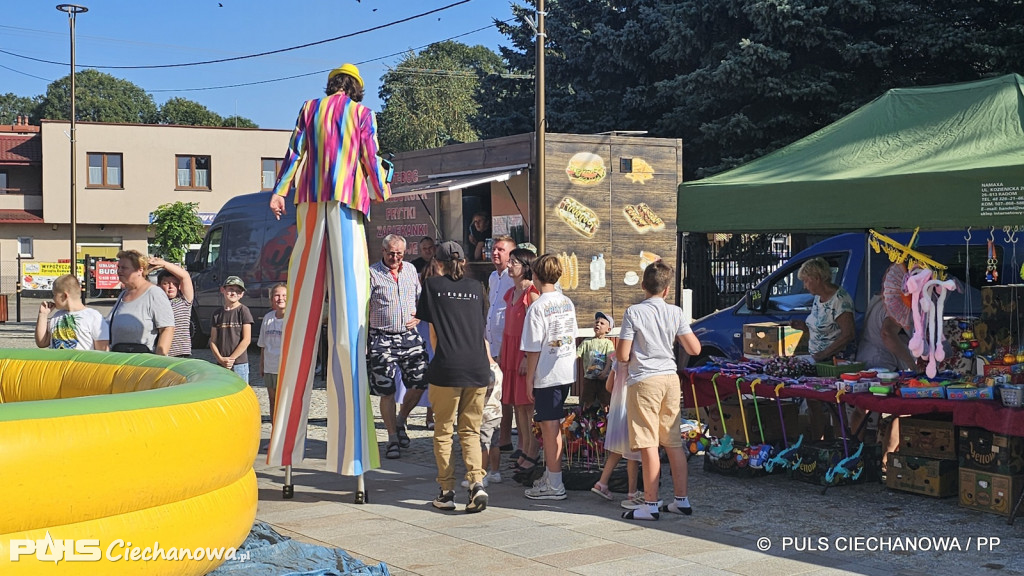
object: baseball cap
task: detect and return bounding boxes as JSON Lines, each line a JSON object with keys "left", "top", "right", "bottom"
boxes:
{"left": 328, "top": 63, "right": 364, "bottom": 88}
{"left": 222, "top": 276, "right": 246, "bottom": 290}
{"left": 435, "top": 241, "right": 465, "bottom": 262}
{"left": 595, "top": 311, "right": 614, "bottom": 329}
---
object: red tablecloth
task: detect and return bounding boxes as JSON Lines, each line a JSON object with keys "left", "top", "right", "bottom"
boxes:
{"left": 681, "top": 371, "right": 1024, "bottom": 437}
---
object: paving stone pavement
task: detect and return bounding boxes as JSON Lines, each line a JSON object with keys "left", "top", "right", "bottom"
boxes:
{"left": 3, "top": 301, "right": 1024, "bottom": 575}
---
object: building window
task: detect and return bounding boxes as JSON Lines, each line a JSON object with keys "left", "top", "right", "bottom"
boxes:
{"left": 176, "top": 155, "right": 211, "bottom": 190}
{"left": 17, "top": 236, "right": 33, "bottom": 258}
{"left": 0, "top": 170, "right": 7, "bottom": 193}
{"left": 262, "top": 158, "right": 283, "bottom": 191}
{"left": 87, "top": 153, "right": 123, "bottom": 188}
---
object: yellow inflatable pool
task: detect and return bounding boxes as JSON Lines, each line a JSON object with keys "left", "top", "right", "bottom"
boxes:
{"left": 0, "top": 349, "right": 260, "bottom": 575}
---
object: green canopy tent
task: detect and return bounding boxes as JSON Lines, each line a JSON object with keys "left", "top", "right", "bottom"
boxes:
{"left": 678, "top": 74, "right": 1024, "bottom": 233}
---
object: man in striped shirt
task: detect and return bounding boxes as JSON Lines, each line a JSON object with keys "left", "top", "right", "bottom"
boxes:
{"left": 369, "top": 234, "right": 429, "bottom": 459}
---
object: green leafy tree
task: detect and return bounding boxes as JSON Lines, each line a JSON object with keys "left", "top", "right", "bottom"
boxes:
{"left": 159, "top": 97, "right": 223, "bottom": 126}
{"left": 221, "top": 115, "right": 259, "bottom": 128}
{"left": 37, "top": 69, "right": 158, "bottom": 123}
{"left": 377, "top": 41, "right": 505, "bottom": 153}
{"left": 0, "top": 93, "right": 42, "bottom": 125}
{"left": 149, "top": 201, "right": 205, "bottom": 264}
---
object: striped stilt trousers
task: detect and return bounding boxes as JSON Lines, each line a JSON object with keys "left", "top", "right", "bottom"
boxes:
{"left": 267, "top": 200, "right": 380, "bottom": 475}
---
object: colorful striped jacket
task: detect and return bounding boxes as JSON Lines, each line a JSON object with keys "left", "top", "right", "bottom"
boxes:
{"left": 273, "top": 92, "right": 391, "bottom": 214}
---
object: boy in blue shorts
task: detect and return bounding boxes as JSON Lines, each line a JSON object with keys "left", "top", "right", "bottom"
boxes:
{"left": 617, "top": 261, "right": 702, "bottom": 520}
{"left": 521, "top": 254, "right": 579, "bottom": 500}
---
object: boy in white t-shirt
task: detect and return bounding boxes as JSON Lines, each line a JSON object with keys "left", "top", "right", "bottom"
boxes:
{"left": 35, "top": 274, "right": 109, "bottom": 351}
{"left": 521, "top": 254, "right": 579, "bottom": 500}
{"left": 257, "top": 283, "right": 287, "bottom": 423}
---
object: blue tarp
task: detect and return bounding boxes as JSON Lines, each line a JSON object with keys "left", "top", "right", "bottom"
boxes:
{"left": 207, "top": 522, "right": 390, "bottom": 576}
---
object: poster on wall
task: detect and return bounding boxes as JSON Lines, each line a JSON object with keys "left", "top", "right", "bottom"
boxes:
{"left": 20, "top": 262, "right": 86, "bottom": 292}
{"left": 544, "top": 142, "right": 680, "bottom": 329}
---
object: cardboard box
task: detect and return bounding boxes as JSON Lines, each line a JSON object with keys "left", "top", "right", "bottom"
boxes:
{"left": 957, "top": 427, "right": 1024, "bottom": 475}
{"left": 898, "top": 386, "right": 946, "bottom": 399}
{"left": 899, "top": 415, "right": 956, "bottom": 460}
{"left": 704, "top": 399, "right": 799, "bottom": 445}
{"left": 791, "top": 441, "right": 881, "bottom": 486}
{"left": 958, "top": 468, "right": 1024, "bottom": 517}
{"left": 743, "top": 322, "right": 806, "bottom": 357}
{"left": 886, "top": 453, "right": 959, "bottom": 497}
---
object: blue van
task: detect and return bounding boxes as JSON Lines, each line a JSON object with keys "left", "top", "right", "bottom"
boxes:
{"left": 686, "top": 230, "right": 1018, "bottom": 365}
{"left": 187, "top": 190, "right": 296, "bottom": 344}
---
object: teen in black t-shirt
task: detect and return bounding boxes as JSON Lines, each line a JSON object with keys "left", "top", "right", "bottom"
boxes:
{"left": 416, "top": 240, "right": 494, "bottom": 513}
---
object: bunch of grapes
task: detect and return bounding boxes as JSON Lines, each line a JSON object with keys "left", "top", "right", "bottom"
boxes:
{"left": 763, "top": 356, "right": 815, "bottom": 378}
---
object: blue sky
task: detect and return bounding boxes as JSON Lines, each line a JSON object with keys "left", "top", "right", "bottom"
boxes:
{"left": 2, "top": 0, "right": 518, "bottom": 129}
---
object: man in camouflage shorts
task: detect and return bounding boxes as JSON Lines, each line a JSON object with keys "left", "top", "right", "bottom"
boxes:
{"left": 369, "top": 234, "right": 429, "bottom": 459}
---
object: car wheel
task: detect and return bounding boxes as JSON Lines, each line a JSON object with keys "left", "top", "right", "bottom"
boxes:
{"left": 190, "top": 308, "right": 209, "bottom": 349}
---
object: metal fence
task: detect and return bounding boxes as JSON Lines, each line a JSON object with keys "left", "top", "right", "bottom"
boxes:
{"left": 680, "top": 233, "right": 793, "bottom": 319}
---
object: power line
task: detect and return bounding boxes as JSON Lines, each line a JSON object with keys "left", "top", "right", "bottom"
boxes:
{"left": 0, "top": 63, "right": 51, "bottom": 83}
{"left": 0, "top": 0, "right": 471, "bottom": 70}
{"left": 148, "top": 20, "right": 515, "bottom": 93}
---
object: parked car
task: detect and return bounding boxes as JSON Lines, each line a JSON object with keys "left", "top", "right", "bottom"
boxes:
{"left": 187, "top": 189, "right": 296, "bottom": 345}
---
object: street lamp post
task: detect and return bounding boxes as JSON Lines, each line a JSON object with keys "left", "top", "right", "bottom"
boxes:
{"left": 57, "top": 3, "right": 88, "bottom": 272}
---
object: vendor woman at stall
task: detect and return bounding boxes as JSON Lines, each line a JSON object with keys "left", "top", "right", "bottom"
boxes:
{"left": 790, "top": 257, "right": 856, "bottom": 440}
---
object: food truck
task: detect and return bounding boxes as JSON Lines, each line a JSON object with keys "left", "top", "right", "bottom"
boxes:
{"left": 372, "top": 132, "right": 684, "bottom": 329}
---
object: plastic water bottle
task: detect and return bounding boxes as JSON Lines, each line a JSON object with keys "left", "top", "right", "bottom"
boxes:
{"left": 597, "top": 254, "right": 607, "bottom": 288}
{"left": 590, "top": 256, "right": 599, "bottom": 290}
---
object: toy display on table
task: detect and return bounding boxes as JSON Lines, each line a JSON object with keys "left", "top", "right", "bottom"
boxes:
{"left": 763, "top": 356, "right": 816, "bottom": 378}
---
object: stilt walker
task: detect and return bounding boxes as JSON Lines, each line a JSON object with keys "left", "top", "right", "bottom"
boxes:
{"left": 266, "top": 63, "right": 392, "bottom": 503}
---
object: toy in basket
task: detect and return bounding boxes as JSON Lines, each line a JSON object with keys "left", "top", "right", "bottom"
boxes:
{"left": 1000, "top": 383, "right": 1024, "bottom": 408}
{"left": 815, "top": 360, "right": 866, "bottom": 378}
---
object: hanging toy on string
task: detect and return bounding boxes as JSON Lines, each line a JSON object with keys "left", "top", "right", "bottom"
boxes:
{"left": 959, "top": 228, "right": 980, "bottom": 359}
{"left": 985, "top": 236, "right": 1000, "bottom": 284}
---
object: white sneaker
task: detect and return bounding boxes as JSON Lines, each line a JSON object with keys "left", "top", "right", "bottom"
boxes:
{"left": 620, "top": 491, "right": 662, "bottom": 510}
{"left": 524, "top": 476, "right": 566, "bottom": 500}
{"left": 461, "top": 477, "right": 489, "bottom": 489}
{"left": 485, "top": 471, "right": 503, "bottom": 484}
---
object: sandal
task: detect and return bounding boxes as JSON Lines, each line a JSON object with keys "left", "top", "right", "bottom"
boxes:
{"left": 396, "top": 425, "right": 411, "bottom": 448}
{"left": 499, "top": 443, "right": 515, "bottom": 453}
{"left": 512, "top": 454, "right": 539, "bottom": 473}
{"left": 591, "top": 482, "right": 613, "bottom": 500}
{"left": 385, "top": 441, "right": 401, "bottom": 459}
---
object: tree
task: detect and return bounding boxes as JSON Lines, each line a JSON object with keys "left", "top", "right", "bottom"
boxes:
{"left": 220, "top": 115, "right": 259, "bottom": 128}
{"left": 478, "top": 0, "right": 1024, "bottom": 180}
{"left": 159, "top": 97, "right": 223, "bottom": 126}
{"left": 0, "top": 93, "right": 41, "bottom": 125}
{"left": 149, "top": 201, "right": 205, "bottom": 264}
{"left": 377, "top": 41, "right": 505, "bottom": 153}
{"left": 37, "top": 69, "right": 158, "bottom": 124}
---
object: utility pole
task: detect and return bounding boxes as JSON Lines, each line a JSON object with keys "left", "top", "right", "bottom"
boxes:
{"left": 57, "top": 4, "right": 88, "bottom": 272}
{"left": 531, "top": 0, "right": 547, "bottom": 254}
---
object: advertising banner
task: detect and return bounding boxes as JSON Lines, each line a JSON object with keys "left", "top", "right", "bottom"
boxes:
{"left": 20, "top": 262, "right": 86, "bottom": 292}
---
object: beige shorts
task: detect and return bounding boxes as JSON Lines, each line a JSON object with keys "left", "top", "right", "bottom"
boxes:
{"left": 626, "top": 374, "right": 683, "bottom": 450}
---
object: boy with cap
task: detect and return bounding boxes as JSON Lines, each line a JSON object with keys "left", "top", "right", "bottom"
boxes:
{"left": 210, "top": 276, "right": 254, "bottom": 383}
{"left": 576, "top": 311, "right": 615, "bottom": 410}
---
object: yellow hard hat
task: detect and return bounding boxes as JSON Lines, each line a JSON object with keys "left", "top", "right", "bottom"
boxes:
{"left": 328, "top": 63, "right": 364, "bottom": 88}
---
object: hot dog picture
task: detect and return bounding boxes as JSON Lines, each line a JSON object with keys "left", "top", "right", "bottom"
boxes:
{"left": 557, "top": 196, "right": 600, "bottom": 238}
{"left": 622, "top": 202, "right": 665, "bottom": 234}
